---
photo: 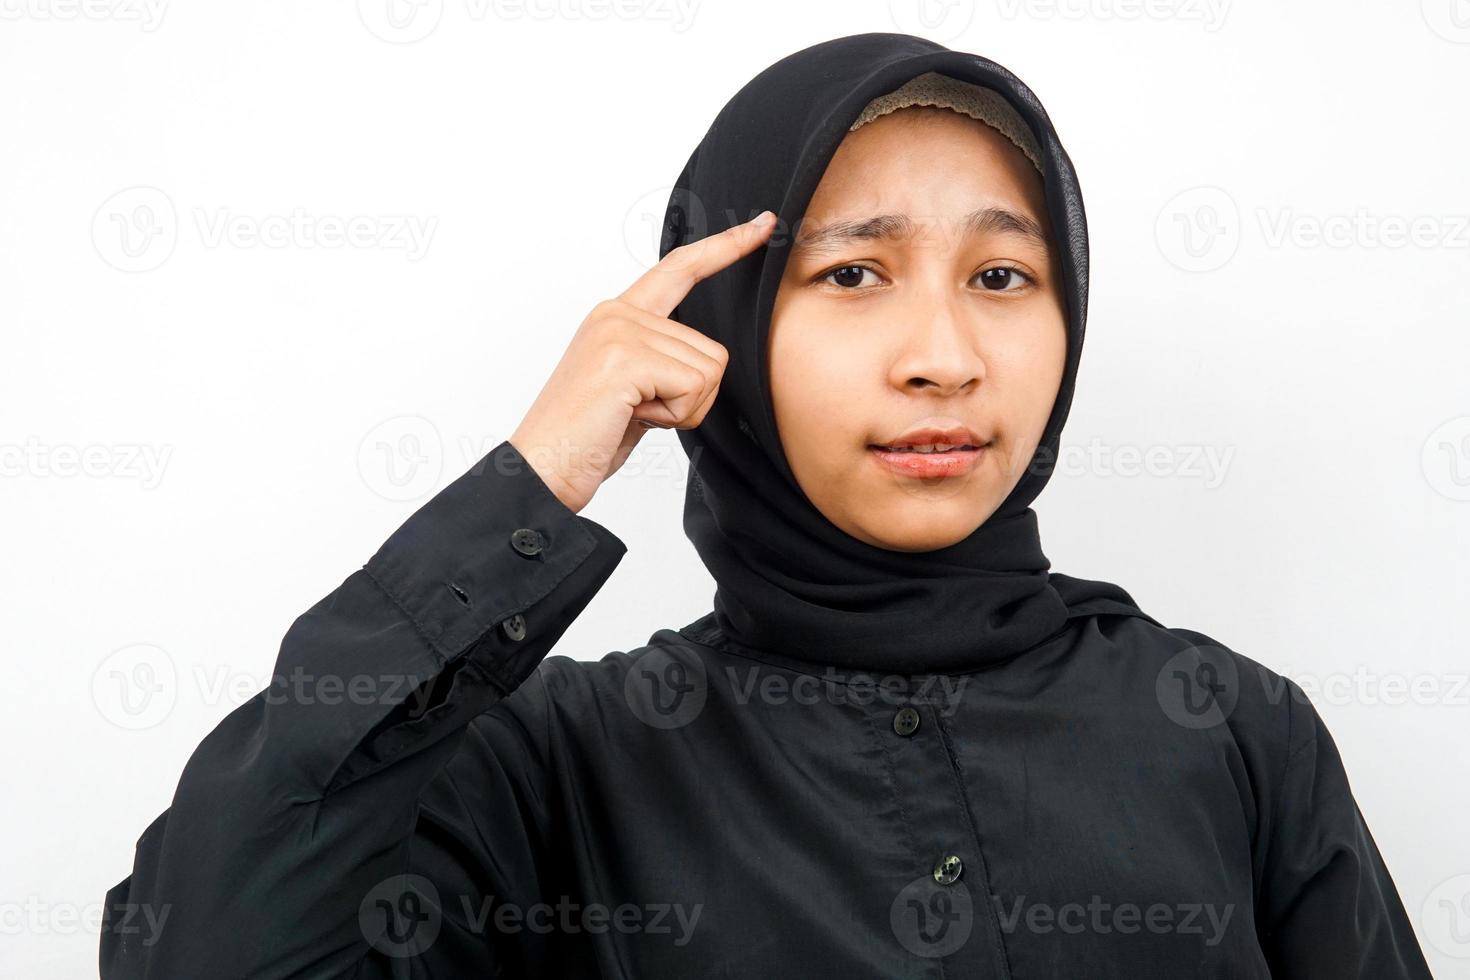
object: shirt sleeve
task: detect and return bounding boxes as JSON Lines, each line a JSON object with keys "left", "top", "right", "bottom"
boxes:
{"left": 99, "top": 439, "right": 626, "bottom": 979}
{"left": 1256, "top": 679, "right": 1433, "bottom": 978}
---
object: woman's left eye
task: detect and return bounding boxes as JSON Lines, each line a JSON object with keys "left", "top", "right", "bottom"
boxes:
{"left": 820, "top": 264, "right": 881, "bottom": 289}
{"left": 975, "top": 266, "right": 1032, "bottom": 291}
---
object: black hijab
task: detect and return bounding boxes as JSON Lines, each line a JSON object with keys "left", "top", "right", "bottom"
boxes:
{"left": 661, "top": 32, "right": 1153, "bottom": 674}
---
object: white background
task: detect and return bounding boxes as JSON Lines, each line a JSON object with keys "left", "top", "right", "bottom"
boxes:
{"left": 3, "top": 2, "right": 1468, "bottom": 976}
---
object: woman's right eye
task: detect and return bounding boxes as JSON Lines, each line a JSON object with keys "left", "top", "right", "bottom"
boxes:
{"left": 820, "top": 264, "right": 881, "bottom": 289}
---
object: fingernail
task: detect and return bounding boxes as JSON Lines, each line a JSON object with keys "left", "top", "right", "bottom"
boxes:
{"left": 750, "top": 210, "right": 773, "bottom": 225}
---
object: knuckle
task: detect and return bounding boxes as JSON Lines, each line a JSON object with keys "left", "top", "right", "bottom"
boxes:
{"left": 597, "top": 339, "right": 634, "bottom": 372}
{"left": 588, "top": 298, "right": 627, "bottom": 324}
{"left": 586, "top": 311, "right": 629, "bottom": 341}
{"left": 580, "top": 304, "right": 613, "bottom": 335}
{"left": 661, "top": 242, "right": 700, "bottom": 275}
{"left": 680, "top": 361, "right": 708, "bottom": 394}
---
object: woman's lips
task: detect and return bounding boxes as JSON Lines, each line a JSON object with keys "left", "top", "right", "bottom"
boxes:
{"left": 867, "top": 443, "right": 988, "bottom": 479}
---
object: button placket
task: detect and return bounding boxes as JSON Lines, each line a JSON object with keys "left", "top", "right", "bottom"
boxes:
{"left": 872, "top": 686, "right": 1008, "bottom": 975}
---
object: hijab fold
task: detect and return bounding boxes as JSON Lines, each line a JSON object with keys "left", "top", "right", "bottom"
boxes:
{"left": 663, "top": 33, "right": 1155, "bottom": 674}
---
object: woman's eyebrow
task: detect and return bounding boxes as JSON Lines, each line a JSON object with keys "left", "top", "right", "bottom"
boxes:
{"left": 791, "top": 207, "right": 1050, "bottom": 257}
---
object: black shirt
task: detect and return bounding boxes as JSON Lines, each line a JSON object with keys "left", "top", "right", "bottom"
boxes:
{"left": 100, "top": 440, "right": 1433, "bottom": 978}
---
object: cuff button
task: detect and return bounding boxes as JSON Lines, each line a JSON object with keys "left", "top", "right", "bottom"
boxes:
{"left": 501, "top": 613, "right": 527, "bottom": 642}
{"left": 511, "top": 528, "right": 545, "bottom": 557}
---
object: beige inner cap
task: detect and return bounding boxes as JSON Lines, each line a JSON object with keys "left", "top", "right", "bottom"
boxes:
{"left": 848, "top": 71, "right": 1044, "bottom": 173}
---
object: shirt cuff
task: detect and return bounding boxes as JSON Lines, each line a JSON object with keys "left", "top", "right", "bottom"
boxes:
{"left": 363, "top": 439, "right": 626, "bottom": 667}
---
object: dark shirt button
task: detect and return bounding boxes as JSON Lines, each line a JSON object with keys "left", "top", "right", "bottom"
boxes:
{"left": 510, "top": 528, "right": 544, "bottom": 557}
{"left": 501, "top": 613, "right": 527, "bottom": 642}
{"left": 892, "top": 706, "right": 920, "bottom": 737}
{"left": 933, "top": 854, "right": 963, "bottom": 885}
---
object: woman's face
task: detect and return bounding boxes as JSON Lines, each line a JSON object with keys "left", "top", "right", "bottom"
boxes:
{"left": 769, "top": 106, "right": 1068, "bottom": 553}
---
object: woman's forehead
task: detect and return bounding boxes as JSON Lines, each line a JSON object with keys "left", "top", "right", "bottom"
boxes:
{"left": 805, "top": 111, "right": 1049, "bottom": 220}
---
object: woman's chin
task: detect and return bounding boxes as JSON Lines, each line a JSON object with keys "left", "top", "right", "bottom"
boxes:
{"left": 845, "top": 498, "right": 996, "bottom": 553}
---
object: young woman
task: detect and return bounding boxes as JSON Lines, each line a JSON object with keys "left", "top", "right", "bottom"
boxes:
{"left": 101, "top": 32, "right": 1432, "bottom": 978}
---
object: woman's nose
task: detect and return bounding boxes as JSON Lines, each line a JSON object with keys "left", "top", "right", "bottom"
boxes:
{"left": 887, "top": 289, "right": 987, "bottom": 396}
